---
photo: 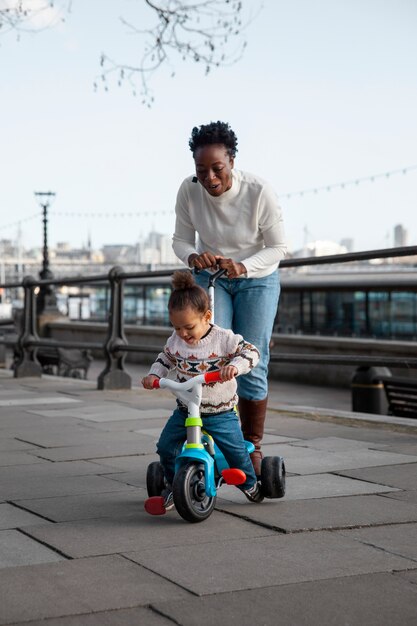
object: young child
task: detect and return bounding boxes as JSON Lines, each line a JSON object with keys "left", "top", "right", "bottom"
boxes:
{"left": 141, "top": 270, "right": 263, "bottom": 511}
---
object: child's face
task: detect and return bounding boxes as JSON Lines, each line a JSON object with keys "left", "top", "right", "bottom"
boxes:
{"left": 170, "top": 306, "right": 212, "bottom": 345}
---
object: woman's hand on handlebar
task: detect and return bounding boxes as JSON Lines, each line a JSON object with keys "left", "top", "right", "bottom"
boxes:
{"left": 141, "top": 375, "right": 159, "bottom": 389}
{"left": 220, "top": 365, "right": 238, "bottom": 381}
{"left": 218, "top": 258, "right": 247, "bottom": 279}
{"left": 188, "top": 252, "right": 223, "bottom": 270}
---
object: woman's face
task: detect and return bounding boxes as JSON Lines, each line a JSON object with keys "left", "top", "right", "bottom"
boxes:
{"left": 194, "top": 144, "right": 234, "bottom": 197}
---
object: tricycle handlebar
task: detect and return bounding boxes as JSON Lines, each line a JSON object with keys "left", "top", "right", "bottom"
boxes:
{"left": 152, "top": 371, "right": 222, "bottom": 390}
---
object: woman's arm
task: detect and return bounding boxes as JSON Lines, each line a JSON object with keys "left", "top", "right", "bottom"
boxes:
{"left": 240, "top": 184, "right": 287, "bottom": 277}
{"left": 172, "top": 182, "right": 199, "bottom": 266}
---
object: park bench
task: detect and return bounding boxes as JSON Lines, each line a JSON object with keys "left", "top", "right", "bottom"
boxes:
{"left": 380, "top": 375, "right": 417, "bottom": 419}
{"left": 37, "top": 346, "right": 93, "bottom": 379}
{"left": 10, "top": 311, "right": 92, "bottom": 379}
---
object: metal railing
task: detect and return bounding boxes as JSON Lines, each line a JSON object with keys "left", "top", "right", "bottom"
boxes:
{"left": 1, "top": 245, "right": 417, "bottom": 389}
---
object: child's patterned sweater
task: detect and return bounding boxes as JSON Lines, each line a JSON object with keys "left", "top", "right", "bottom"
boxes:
{"left": 148, "top": 324, "right": 260, "bottom": 414}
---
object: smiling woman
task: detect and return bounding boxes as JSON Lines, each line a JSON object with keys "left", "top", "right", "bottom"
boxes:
{"left": 172, "top": 120, "right": 288, "bottom": 476}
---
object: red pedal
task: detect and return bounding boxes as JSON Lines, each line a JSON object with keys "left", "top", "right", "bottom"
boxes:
{"left": 221, "top": 468, "right": 246, "bottom": 485}
{"left": 144, "top": 496, "right": 166, "bottom": 516}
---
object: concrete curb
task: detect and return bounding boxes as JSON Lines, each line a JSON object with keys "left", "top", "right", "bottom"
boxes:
{"left": 269, "top": 402, "right": 417, "bottom": 434}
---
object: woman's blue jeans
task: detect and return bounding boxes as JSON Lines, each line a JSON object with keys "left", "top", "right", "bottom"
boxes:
{"left": 195, "top": 270, "right": 280, "bottom": 400}
{"left": 157, "top": 407, "right": 257, "bottom": 490}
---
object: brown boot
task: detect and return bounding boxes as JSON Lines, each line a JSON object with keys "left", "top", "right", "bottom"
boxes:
{"left": 238, "top": 397, "right": 268, "bottom": 477}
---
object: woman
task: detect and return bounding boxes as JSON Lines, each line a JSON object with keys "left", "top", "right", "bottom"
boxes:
{"left": 172, "top": 121, "right": 287, "bottom": 476}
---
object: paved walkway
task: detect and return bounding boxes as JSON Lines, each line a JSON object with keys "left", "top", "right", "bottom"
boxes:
{"left": 1, "top": 368, "right": 417, "bottom": 625}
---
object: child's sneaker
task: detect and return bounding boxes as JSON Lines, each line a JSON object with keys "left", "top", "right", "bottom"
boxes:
{"left": 243, "top": 481, "right": 264, "bottom": 503}
{"left": 161, "top": 488, "right": 174, "bottom": 511}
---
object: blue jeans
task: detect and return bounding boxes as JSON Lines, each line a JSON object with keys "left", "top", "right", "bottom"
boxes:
{"left": 157, "top": 407, "right": 257, "bottom": 490}
{"left": 195, "top": 270, "right": 280, "bottom": 400}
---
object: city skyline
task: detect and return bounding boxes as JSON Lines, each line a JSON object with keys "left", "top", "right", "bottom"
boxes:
{"left": 1, "top": 0, "right": 417, "bottom": 252}
{"left": 0, "top": 220, "right": 412, "bottom": 264}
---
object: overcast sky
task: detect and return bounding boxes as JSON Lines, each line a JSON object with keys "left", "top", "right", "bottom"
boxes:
{"left": 1, "top": 0, "right": 416, "bottom": 254}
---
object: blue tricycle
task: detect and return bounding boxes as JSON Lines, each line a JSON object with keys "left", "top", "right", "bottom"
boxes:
{"left": 144, "top": 370, "right": 286, "bottom": 523}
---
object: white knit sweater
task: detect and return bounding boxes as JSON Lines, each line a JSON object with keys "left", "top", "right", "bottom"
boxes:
{"left": 148, "top": 325, "right": 260, "bottom": 414}
{"left": 172, "top": 169, "right": 287, "bottom": 278}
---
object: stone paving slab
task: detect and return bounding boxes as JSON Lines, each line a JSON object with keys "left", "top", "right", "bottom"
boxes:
{"left": 0, "top": 451, "right": 46, "bottom": 467}
{"left": 383, "top": 490, "right": 417, "bottom": 503}
{"left": 8, "top": 426, "right": 151, "bottom": 449}
{"left": 0, "top": 554, "right": 191, "bottom": 625}
{"left": 24, "top": 511, "right": 275, "bottom": 558}
{"left": 125, "top": 531, "right": 416, "bottom": 595}
{"left": 12, "top": 607, "right": 176, "bottom": 626}
{"left": 264, "top": 413, "right": 417, "bottom": 444}
{"left": 373, "top": 442, "right": 417, "bottom": 455}
{"left": 0, "top": 388, "right": 35, "bottom": 397}
{"left": 151, "top": 571, "right": 417, "bottom": 626}
{"left": 0, "top": 460, "right": 122, "bottom": 482}
{"left": 88, "top": 455, "right": 152, "bottom": 473}
{"left": 0, "top": 397, "right": 81, "bottom": 407}
{"left": 17, "top": 490, "right": 147, "bottom": 523}
{"left": 261, "top": 442, "right": 417, "bottom": 474}
{"left": 59, "top": 392, "right": 174, "bottom": 412}
{"left": 133, "top": 426, "right": 166, "bottom": 440}
{"left": 0, "top": 414, "right": 82, "bottom": 431}
{"left": 0, "top": 438, "right": 39, "bottom": 452}
{"left": 290, "top": 436, "right": 388, "bottom": 451}
{"left": 0, "top": 502, "right": 53, "bottom": 529}
{"left": 0, "top": 529, "right": 64, "bottom": 568}
{"left": 0, "top": 474, "right": 136, "bottom": 501}
{"left": 84, "top": 417, "right": 168, "bottom": 433}
{"left": 398, "top": 569, "right": 417, "bottom": 584}
{"left": 76, "top": 408, "right": 172, "bottom": 423}
{"left": 26, "top": 405, "right": 160, "bottom": 422}
{"left": 216, "top": 494, "right": 417, "bottom": 532}
{"left": 338, "top": 522, "right": 417, "bottom": 561}
{"left": 100, "top": 470, "right": 149, "bottom": 488}
{"left": 335, "top": 463, "right": 417, "bottom": 490}
{"left": 217, "top": 473, "right": 398, "bottom": 504}
{"left": 32, "top": 440, "right": 156, "bottom": 462}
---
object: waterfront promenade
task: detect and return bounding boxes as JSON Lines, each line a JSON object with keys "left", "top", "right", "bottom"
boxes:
{"left": 1, "top": 366, "right": 417, "bottom": 625}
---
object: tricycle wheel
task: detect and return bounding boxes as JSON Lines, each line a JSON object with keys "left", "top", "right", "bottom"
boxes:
{"left": 261, "top": 456, "right": 286, "bottom": 499}
{"left": 173, "top": 462, "right": 216, "bottom": 523}
{"left": 146, "top": 461, "right": 165, "bottom": 497}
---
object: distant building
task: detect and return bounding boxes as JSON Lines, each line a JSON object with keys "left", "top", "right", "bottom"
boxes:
{"left": 0, "top": 239, "right": 17, "bottom": 257}
{"left": 294, "top": 240, "right": 348, "bottom": 258}
{"left": 340, "top": 238, "right": 354, "bottom": 253}
{"left": 394, "top": 224, "right": 408, "bottom": 248}
{"left": 141, "top": 246, "right": 160, "bottom": 266}
{"left": 101, "top": 244, "right": 130, "bottom": 264}
{"left": 160, "top": 234, "right": 181, "bottom": 265}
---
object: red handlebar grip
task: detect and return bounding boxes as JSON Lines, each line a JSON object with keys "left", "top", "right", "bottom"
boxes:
{"left": 204, "top": 371, "right": 222, "bottom": 383}
{"left": 152, "top": 379, "right": 160, "bottom": 389}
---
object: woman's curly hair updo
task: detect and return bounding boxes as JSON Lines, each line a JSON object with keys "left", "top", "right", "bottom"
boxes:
{"left": 189, "top": 121, "right": 238, "bottom": 158}
{"left": 168, "top": 271, "right": 210, "bottom": 314}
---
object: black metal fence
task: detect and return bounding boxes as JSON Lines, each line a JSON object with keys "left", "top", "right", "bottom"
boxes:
{"left": 1, "top": 245, "right": 417, "bottom": 390}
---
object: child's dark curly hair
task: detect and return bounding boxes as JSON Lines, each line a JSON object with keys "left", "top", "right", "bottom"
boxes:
{"left": 168, "top": 271, "right": 210, "bottom": 314}
{"left": 189, "top": 121, "right": 238, "bottom": 158}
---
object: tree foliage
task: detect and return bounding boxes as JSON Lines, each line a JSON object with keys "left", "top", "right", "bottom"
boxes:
{"left": 0, "top": 0, "right": 261, "bottom": 105}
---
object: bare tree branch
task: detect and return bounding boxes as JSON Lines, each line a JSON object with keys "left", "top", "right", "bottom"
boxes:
{"left": 97, "top": 0, "right": 262, "bottom": 105}
{"left": 1, "top": 1, "right": 262, "bottom": 106}
{"left": 0, "top": 1, "right": 70, "bottom": 36}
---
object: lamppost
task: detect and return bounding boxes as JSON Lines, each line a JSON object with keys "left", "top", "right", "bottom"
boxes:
{"left": 34, "top": 191, "right": 57, "bottom": 314}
